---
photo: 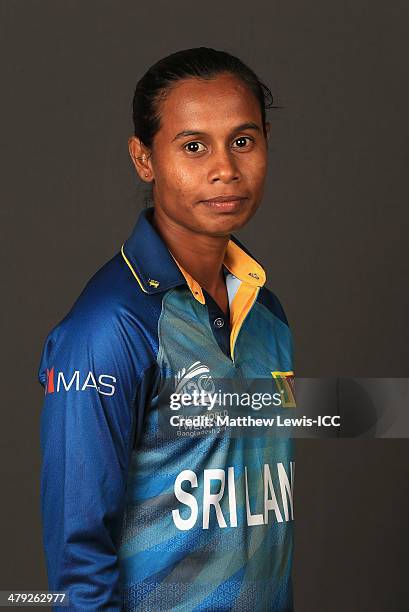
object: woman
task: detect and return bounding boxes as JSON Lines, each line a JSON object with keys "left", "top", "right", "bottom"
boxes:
{"left": 38, "top": 47, "right": 295, "bottom": 611}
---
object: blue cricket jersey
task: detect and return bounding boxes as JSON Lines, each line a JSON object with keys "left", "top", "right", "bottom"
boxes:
{"left": 38, "top": 206, "right": 295, "bottom": 611}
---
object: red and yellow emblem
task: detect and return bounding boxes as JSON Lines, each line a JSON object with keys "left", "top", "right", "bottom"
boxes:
{"left": 271, "top": 370, "right": 296, "bottom": 408}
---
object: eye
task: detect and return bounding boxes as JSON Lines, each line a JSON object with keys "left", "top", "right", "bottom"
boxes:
{"left": 183, "top": 141, "right": 207, "bottom": 154}
{"left": 232, "top": 136, "right": 253, "bottom": 149}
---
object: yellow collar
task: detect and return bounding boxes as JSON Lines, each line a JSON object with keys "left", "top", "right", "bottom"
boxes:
{"left": 170, "top": 238, "right": 266, "bottom": 305}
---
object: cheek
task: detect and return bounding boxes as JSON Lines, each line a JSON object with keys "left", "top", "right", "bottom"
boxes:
{"left": 245, "top": 156, "right": 268, "bottom": 190}
{"left": 156, "top": 158, "right": 201, "bottom": 196}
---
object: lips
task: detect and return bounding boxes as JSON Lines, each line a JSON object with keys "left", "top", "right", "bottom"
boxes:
{"left": 201, "top": 195, "right": 247, "bottom": 203}
{"left": 199, "top": 196, "right": 248, "bottom": 213}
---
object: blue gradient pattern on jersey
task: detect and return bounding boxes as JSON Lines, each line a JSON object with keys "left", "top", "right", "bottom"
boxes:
{"left": 38, "top": 206, "right": 295, "bottom": 611}
{"left": 118, "top": 287, "right": 294, "bottom": 611}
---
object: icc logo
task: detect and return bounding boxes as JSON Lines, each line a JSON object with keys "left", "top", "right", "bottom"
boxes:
{"left": 174, "top": 361, "right": 216, "bottom": 396}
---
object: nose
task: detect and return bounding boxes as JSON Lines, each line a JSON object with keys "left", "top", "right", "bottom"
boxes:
{"left": 208, "top": 147, "right": 241, "bottom": 184}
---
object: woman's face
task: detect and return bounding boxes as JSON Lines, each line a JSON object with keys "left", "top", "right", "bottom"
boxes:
{"left": 138, "top": 73, "right": 269, "bottom": 236}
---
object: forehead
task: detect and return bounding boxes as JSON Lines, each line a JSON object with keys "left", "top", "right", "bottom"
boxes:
{"left": 156, "top": 73, "right": 262, "bottom": 133}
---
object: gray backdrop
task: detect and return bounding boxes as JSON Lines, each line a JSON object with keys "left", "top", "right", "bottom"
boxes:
{"left": 1, "top": 1, "right": 408, "bottom": 610}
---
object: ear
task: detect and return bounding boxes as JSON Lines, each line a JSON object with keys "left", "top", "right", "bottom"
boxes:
{"left": 128, "top": 136, "right": 154, "bottom": 182}
{"left": 265, "top": 121, "right": 271, "bottom": 142}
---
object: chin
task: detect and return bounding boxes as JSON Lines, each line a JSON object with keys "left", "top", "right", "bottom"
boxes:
{"left": 201, "top": 214, "right": 251, "bottom": 236}
{"left": 207, "top": 207, "right": 257, "bottom": 230}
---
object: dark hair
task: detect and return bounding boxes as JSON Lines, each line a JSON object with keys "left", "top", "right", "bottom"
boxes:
{"left": 132, "top": 47, "right": 275, "bottom": 149}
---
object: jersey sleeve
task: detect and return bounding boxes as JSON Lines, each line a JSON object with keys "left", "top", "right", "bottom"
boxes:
{"left": 37, "top": 305, "right": 155, "bottom": 611}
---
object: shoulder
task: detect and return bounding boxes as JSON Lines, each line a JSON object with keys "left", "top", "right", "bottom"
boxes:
{"left": 61, "top": 251, "right": 156, "bottom": 324}
{"left": 49, "top": 251, "right": 163, "bottom": 337}
{"left": 257, "top": 285, "right": 290, "bottom": 328}
{"left": 38, "top": 252, "right": 161, "bottom": 384}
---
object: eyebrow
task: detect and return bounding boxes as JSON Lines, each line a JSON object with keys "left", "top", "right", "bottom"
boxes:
{"left": 172, "top": 122, "right": 261, "bottom": 142}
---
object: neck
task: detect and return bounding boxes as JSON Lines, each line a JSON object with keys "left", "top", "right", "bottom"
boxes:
{"left": 151, "top": 207, "right": 229, "bottom": 295}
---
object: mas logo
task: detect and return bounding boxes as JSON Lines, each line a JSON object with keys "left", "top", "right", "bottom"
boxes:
{"left": 45, "top": 367, "right": 116, "bottom": 396}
